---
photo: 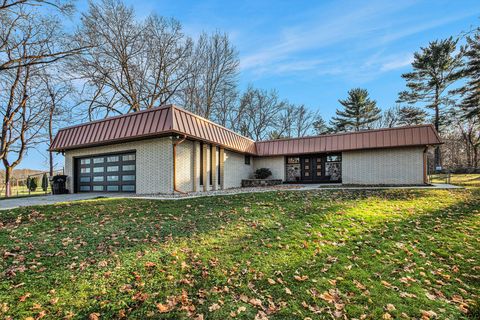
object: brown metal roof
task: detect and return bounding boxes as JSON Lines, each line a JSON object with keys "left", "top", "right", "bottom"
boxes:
{"left": 255, "top": 124, "right": 441, "bottom": 156}
{"left": 51, "top": 105, "right": 441, "bottom": 155}
{"left": 50, "top": 105, "right": 256, "bottom": 154}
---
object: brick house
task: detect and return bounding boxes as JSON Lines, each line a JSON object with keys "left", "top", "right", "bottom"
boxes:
{"left": 50, "top": 104, "right": 442, "bottom": 194}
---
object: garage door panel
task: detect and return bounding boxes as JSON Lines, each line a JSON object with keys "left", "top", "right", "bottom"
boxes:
{"left": 76, "top": 152, "right": 136, "bottom": 192}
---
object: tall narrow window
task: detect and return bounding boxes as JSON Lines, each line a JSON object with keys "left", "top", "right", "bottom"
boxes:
{"left": 200, "top": 142, "right": 204, "bottom": 186}
{"left": 209, "top": 145, "right": 213, "bottom": 185}
{"left": 217, "top": 147, "right": 221, "bottom": 185}
{"left": 245, "top": 155, "right": 250, "bottom": 165}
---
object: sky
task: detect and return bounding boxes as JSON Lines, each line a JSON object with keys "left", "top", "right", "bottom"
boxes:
{"left": 19, "top": 0, "right": 480, "bottom": 170}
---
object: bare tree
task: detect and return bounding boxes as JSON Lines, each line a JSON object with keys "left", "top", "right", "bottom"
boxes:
{"left": 180, "top": 32, "right": 239, "bottom": 122}
{"left": 38, "top": 69, "right": 73, "bottom": 176}
{"left": 74, "top": 0, "right": 192, "bottom": 118}
{"left": 275, "top": 104, "right": 318, "bottom": 138}
{"left": 237, "top": 86, "right": 286, "bottom": 140}
{"left": 0, "top": 1, "right": 74, "bottom": 196}
{"left": 294, "top": 105, "right": 318, "bottom": 137}
{"left": 0, "top": 0, "right": 80, "bottom": 72}
{"left": 0, "top": 66, "right": 47, "bottom": 196}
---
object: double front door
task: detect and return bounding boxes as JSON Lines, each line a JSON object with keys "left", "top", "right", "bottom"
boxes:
{"left": 300, "top": 155, "right": 325, "bottom": 182}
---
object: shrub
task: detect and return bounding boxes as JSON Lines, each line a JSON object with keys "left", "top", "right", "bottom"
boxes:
{"left": 42, "top": 173, "right": 49, "bottom": 192}
{"left": 28, "top": 177, "right": 38, "bottom": 192}
{"left": 254, "top": 168, "right": 272, "bottom": 179}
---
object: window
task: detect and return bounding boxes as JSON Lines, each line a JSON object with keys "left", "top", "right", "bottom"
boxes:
{"left": 209, "top": 145, "right": 214, "bottom": 185}
{"left": 81, "top": 167, "right": 90, "bottom": 174}
{"left": 107, "top": 166, "right": 119, "bottom": 172}
{"left": 122, "top": 185, "right": 135, "bottom": 192}
{"left": 200, "top": 143, "right": 204, "bottom": 186}
{"left": 107, "top": 185, "right": 119, "bottom": 191}
{"left": 80, "top": 159, "right": 91, "bottom": 165}
{"left": 122, "top": 165, "right": 135, "bottom": 171}
{"left": 217, "top": 147, "right": 221, "bottom": 185}
{"left": 80, "top": 186, "right": 90, "bottom": 191}
{"left": 122, "top": 154, "right": 135, "bottom": 161}
{"left": 93, "top": 176, "right": 104, "bottom": 182}
{"left": 93, "top": 185, "right": 104, "bottom": 191}
{"left": 245, "top": 155, "right": 250, "bottom": 165}
{"left": 93, "top": 157, "right": 104, "bottom": 164}
{"left": 327, "top": 155, "right": 341, "bottom": 162}
{"left": 287, "top": 157, "right": 300, "bottom": 164}
{"left": 107, "top": 176, "right": 119, "bottom": 182}
{"left": 122, "top": 175, "right": 135, "bottom": 181}
{"left": 107, "top": 156, "right": 119, "bottom": 162}
{"left": 80, "top": 177, "right": 90, "bottom": 183}
{"left": 93, "top": 167, "right": 104, "bottom": 173}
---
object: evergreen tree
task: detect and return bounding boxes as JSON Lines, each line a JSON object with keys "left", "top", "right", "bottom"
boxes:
{"left": 312, "top": 116, "right": 331, "bottom": 135}
{"left": 397, "top": 106, "right": 427, "bottom": 126}
{"left": 460, "top": 29, "right": 480, "bottom": 120}
{"left": 42, "top": 173, "right": 49, "bottom": 192}
{"left": 330, "top": 88, "right": 381, "bottom": 132}
{"left": 397, "top": 37, "right": 464, "bottom": 169}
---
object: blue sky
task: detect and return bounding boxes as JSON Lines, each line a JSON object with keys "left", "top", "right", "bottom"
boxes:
{"left": 20, "top": 0, "right": 480, "bottom": 170}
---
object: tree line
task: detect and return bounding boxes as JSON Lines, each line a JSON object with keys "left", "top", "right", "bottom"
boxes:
{"left": 1, "top": 0, "right": 479, "bottom": 196}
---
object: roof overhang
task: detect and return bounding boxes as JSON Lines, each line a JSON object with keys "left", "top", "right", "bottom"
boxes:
{"left": 51, "top": 105, "right": 441, "bottom": 156}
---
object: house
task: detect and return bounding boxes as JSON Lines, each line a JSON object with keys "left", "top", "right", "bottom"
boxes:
{"left": 50, "top": 104, "right": 442, "bottom": 194}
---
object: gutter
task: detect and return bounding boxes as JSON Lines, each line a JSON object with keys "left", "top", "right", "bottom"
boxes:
{"left": 173, "top": 135, "right": 188, "bottom": 194}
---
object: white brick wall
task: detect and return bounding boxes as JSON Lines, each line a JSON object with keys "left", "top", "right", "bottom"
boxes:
{"left": 64, "top": 137, "right": 173, "bottom": 194}
{"left": 342, "top": 147, "right": 425, "bottom": 185}
{"left": 253, "top": 156, "right": 285, "bottom": 180}
{"left": 175, "top": 140, "right": 195, "bottom": 192}
{"left": 223, "top": 150, "right": 254, "bottom": 188}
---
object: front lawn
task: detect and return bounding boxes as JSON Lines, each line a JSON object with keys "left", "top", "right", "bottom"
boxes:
{"left": 1, "top": 189, "right": 479, "bottom": 319}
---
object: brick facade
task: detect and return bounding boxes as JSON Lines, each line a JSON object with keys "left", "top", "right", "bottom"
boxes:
{"left": 64, "top": 137, "right": 173, "bottom": 194}
{"left": 63, "top": 138, "right": 427, "bottom": 195}
{"left": 253, "top": 156, "right": 285, "bottom": 180}
{"left": 223, "top": 150, "right": 254, "bottom": 189}
{"left": 342, "top": 147, "right": 425, "bottom": 185}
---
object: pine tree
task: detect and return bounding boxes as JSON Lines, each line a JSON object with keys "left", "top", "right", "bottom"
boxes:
{"left": 397, "top": 106, "right": 427, "bottom": 126}
{"left": 397, "top": 37, "right": 464, "bottom": 168}
{"left": 331, "top": 88, "right": 381, "bottom": 132}
{"left": 460, "top": 29, "right": 480, "bottom": 120}
{"left": 312, "top": 116, "right": 331, "bottom": 135}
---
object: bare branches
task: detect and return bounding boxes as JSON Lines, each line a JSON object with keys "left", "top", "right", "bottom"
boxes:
{"left": 73, "top": 0, "right": 193, "bottom": 117}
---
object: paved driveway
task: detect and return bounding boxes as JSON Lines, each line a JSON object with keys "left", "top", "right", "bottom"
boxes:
{"left": 0, "top": 193, "right": 126, "bottom": 211}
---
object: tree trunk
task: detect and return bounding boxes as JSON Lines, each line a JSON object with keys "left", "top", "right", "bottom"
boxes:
{"left": 49, "top": 106, "right": 54, "bottom": 176}
{"left": 4, "top": 166, "right": 12, "bottom": 197}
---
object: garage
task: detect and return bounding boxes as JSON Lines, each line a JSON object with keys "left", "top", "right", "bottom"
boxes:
{"left": 75, "top": 152, "right": 136, "bottom": 192}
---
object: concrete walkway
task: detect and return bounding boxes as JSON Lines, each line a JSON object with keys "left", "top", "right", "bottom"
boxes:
{"left": 0, "top": 184, "right": 462, "bottom": 211}
{"left": 0, "top": 193, "right": 125, "bottom": 211}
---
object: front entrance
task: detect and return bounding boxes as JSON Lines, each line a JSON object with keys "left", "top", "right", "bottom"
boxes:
{"left": 300, "top": 156, "right": 325, "bottom": 182}
{"left": 286, "top": 154, "right": 342, "bottom": 183}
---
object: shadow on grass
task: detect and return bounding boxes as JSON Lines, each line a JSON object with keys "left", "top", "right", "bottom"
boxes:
{"left": 0, "top": 188, "right": 478, "bottom": 319}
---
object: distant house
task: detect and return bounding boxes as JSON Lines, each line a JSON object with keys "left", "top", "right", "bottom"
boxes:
{"left": 50, "top": 104, "right": 442, "bottom": 194}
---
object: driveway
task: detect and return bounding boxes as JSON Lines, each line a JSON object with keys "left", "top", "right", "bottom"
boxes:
{"left": 0, "top": 193, "right": 126, "bottom": 211}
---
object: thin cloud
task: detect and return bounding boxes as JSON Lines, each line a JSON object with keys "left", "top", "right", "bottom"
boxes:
{"left": 239, "top": 1, "right": 476, "bottom": 78}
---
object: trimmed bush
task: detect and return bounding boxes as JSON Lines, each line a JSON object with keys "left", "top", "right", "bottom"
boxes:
{"left": 254, "top": 168, "right": 272, "bottom": 179}
{"left": 28, "top": 177, "right": 38, "bottom": 192}
{"left": 42, "top": 173, "right": 49, "bottom": 192}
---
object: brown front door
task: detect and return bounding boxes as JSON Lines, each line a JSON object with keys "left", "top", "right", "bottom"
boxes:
{"left": 300, "top": 155, "right": 324, "bottom": 182}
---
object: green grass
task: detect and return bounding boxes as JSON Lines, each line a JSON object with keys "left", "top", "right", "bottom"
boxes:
{"left": 0, "top": 185, "right": 50, "bottom": 200}
{"left": 1, "top": 189, "right": 479, "bottom": 319}
{"left": 430, "top": 173, "right": 480, "bottom": 187}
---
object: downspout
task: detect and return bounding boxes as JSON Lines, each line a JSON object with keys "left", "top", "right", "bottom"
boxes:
{"left": 173, "top": 135, "right": 188, "bottom": 194}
